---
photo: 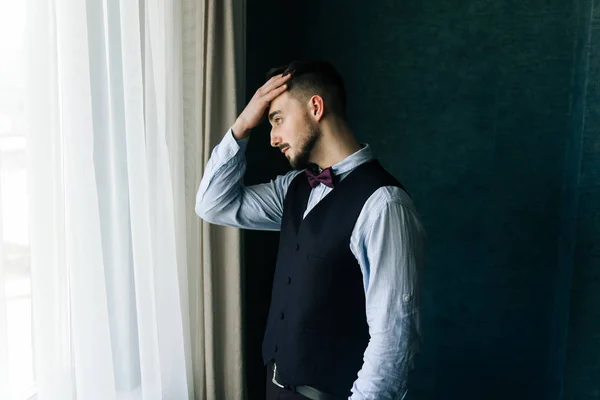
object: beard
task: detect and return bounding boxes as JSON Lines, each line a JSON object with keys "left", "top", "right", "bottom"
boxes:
{"left": 289, "top": 124, "right": 321, "bottom": 170}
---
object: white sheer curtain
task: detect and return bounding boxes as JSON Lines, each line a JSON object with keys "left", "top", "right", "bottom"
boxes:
{"left": 18, "top": 0, "right": 246, "bottom": 398}
{"left": 25, "top": 0, "right": 190, "bottom": 398}
{"left": 13, "top": 0, "right": 245, "bottom": 400}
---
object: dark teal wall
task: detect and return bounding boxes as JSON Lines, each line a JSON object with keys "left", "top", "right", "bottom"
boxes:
{"left": 563, "top": 0, "right": 600, "bottom": 398}
{"left": 242, "top": 1, "right": 599, "bottom": 399}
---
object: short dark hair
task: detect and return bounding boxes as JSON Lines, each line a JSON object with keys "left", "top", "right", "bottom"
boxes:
{"left": 266, "top": 60, "right": 347, "bottom": 117}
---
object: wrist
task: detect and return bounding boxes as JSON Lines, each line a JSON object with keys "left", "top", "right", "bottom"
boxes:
{"left": 232, "top": 118, "right": 251, "bottom": 140}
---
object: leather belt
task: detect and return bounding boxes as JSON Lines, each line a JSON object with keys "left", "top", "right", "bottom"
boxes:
{"left": 271, "top": 361, "right": 343, "bottom": 400}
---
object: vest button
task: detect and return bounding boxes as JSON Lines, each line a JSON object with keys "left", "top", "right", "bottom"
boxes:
{"left": 274, "top": 345, "right": 278, "bottom": 353}
{"left": 295, "top": 244, "right": 300, "bottom": 251}
{"left": 287, "top": 277, "right": 291, "bottom": 284}
{"left": 280, "top": 313, "right": 285, "bottom": 320}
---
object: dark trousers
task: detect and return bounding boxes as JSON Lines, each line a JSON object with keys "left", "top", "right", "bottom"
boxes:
{"left": 265, "top": 362, "right": 309, "bottom": 400}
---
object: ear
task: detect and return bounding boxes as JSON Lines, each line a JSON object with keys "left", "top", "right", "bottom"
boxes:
{"left": 309, "top": 95, "right": 325, "bottom": 122}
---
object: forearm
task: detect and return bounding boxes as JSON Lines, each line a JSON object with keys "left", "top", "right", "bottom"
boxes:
{"left": 231, "top": 117, "right": 252, "bottom": 141}
{"left": 195, "top": 128, "right": 291, "bottom": 231}
{"left": 195, "top": 129, "right": 248, "bottom": 223}
{"left": 350, "top": 316, "right": 418, "bottom": 400}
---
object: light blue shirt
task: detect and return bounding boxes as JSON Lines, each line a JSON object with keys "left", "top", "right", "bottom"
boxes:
{"left": 195, "top": 129, "right": 426, "bottom": 400}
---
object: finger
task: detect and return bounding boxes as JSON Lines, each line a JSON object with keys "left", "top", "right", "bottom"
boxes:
{"left": 264, "top": 83, "right": 288, "bottom": 102}
{"left": 262, "top": 73, "right": 291, "bottom": 94}
{"left": 262, "top": 79, "right": 288, "bottom": 103}
{"left": 260, "top": 74, "right": 283, "bottom": 91}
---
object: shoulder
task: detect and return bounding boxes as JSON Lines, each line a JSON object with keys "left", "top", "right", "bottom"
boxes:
{"left": 365, "top": 185, "right": 417, "bottom": 216}
{"left": 272, "top": 169, "right": 305, "bottom": 197}
{"left": 276, "top": 169, "right": 304, "bottom": 187}
{"left": 353, "top": 185, "right": 423, "bottom": 241}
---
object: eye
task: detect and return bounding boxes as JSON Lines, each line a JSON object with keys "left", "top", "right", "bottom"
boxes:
{"left": 274, "top": 117, "right": 282, "bottom": 125}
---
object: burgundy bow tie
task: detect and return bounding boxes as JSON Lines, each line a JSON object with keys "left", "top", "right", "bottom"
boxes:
{"left": 305, "top": 166, "right": 335, "bottom": 188}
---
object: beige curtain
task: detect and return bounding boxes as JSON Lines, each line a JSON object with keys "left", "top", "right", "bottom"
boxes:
{"left": 181, "top": 0, "right": 247, "bottom": 399}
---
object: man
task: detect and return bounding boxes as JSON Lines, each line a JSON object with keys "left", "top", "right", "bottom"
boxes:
{"left": 195, "top": 60, "right": 425, "bottom": 400}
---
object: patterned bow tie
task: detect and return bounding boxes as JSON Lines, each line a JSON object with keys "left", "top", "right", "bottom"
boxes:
{"left": 305, "top": 166, "right": 335, "bottom": 188}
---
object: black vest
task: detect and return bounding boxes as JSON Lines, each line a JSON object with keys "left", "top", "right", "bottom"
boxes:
{"left": 261, "top": 159, "right": 405, "bottom": 397}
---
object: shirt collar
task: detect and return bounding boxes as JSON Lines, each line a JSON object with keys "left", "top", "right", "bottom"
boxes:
{"left": 330, "top": 143, "right": 373, "bottom": 176}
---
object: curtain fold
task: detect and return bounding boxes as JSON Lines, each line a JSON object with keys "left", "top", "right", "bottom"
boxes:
{"left": 182, "top": 0, "right": 246, "bottom": 398}
{"left": 22, "top": 0, "right": 246, "bottom": 398}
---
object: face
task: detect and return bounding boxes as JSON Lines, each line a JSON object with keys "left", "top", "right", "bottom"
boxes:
{"left": 268, "top": 92, "right": 321, "bottom": 170}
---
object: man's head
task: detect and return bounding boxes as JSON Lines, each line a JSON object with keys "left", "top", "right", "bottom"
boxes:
{"left": 266, "top": 60, "right": 347, "bottom": 170}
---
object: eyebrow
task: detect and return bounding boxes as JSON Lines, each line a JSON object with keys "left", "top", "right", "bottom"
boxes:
{"left": 268, "top": 110, "right": 281, "bottom": 122}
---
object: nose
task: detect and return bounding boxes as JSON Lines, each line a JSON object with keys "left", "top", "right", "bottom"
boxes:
{"left": 270, "top": 129, "right": 281, "bottom": 148}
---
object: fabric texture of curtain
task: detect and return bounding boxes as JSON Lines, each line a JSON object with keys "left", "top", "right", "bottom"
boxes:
{"left": 21, "top": 0, "right": 245, "bottom": 398}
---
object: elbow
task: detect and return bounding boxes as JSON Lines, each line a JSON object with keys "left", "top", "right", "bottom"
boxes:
{"left": 195, "top": 197, "right": 216, "bottom": 224}
{"left": 194, "top": 201, "right": 206, "bottom": 220}
{"left": 195, "top": 188, "right": 240, "bottom": 226}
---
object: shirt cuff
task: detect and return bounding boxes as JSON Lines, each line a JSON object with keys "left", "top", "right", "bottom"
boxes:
{"left": 218, "top": 128, "right": 249, "bottom": 161}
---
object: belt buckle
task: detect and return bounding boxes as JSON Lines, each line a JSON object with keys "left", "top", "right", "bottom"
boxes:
{"left": 272, "top": 362, "right": 285, "bottom": 388}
